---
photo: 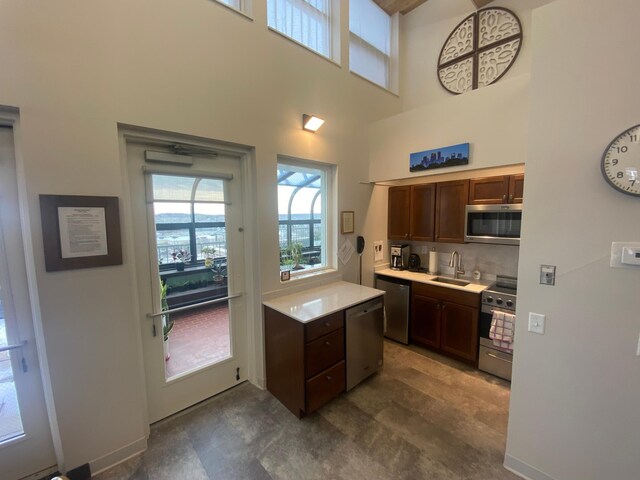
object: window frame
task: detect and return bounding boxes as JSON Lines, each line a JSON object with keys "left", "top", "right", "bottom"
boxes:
{"left": 277, "top": 156, "right": 336, "bottom": 278}
{"left": 267, "top": 0, "right": 341, "bottom": 63}
{"left": 211, "top": 0, "right": 253, "bottom": 19}
{"left": 348, "top": 0, "right": 399, "bottom": 93}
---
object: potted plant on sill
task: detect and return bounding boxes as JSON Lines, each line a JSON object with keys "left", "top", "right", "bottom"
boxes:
{"left": 160, "top": 281, "right": 174, "bottom": 361}
{"left": 171, "top": 249, "right": 191, "bottom": 271}
{"left": 288, "top": 242, "right": 305, "bottom": 271}
{"left": 203, "top": 246, "right": 228, "bottom": 284}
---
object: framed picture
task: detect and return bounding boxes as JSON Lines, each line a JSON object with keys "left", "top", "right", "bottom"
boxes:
{"left": 341, "top": 211, "right": 354, "bottom": 234}
{"left": 410, "top": 142, "right": 470, "bottom": 172}
{"left": 39, "top": 195, "right": 123, "bottom": 272}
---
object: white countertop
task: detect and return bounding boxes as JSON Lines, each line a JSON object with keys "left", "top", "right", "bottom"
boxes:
{"left": 375, "top": 268, "right": 491, "bottom": 294}
{"left": 263, "top": 281, "right": 385, "bottom": 323}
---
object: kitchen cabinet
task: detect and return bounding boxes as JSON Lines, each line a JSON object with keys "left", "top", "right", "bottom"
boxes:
{"left": 411, "top": 282, "right": 479, "bottom": 364}
{"left": 468, "top": 174, "right": 524, "bottom": 205}
{"left": 264, "top": 308, "right": 345, "bottom": 418}
{"left": 410, "top": 184, "right": 436, "bottom": 241}
{"left": 387, "top": 186, "right": 411, "bottom": 240}
{"left": 435, "top": 180, "right": 469, "bottom": 244}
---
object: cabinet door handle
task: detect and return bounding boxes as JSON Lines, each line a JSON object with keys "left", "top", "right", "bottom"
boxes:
{"left": 324, "top": 322, "right": 331, "bottom": 327}
{"left": 326, "top": 375, "right": 333, "bottom": 381}
{"left": 502, "top": 194, "right": 507, "bottom": 202}
{"left": 325, "top": 341, "right": 331, "bottom": 346}
{"left": 509, "top": 194, "right": 513, "bottom": 202}
{"left": 442, "top": 304, "right": 446, "bottom": 310}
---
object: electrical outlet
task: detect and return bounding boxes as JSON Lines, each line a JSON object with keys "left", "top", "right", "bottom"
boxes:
{"left": 540, "top": 265, "right": 556, "bottom": 285}
{"left": 421, "top": 246, "right": 428, "bottom": 254}
{"left": 528, "top": 312, "right": 546, "bottom": 334}
{"left": 373, "top": 241, "right": 383, "bottom": 262}
{"left": 636, "top": 333, "right": 640, "bottom": 357}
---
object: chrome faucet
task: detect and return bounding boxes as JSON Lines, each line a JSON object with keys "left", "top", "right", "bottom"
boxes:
{"left": 448, "top": 251, "right": 465, "bottom": 279}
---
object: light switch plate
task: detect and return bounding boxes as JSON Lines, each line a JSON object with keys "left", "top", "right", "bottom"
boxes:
{"left": 611, "top": 242, "right": 640, "bottom": 268}
{"left": 528, "top": 312, "right": 546, "bottom": 335}
{"left": 373, "top": 241, "right": 384, "bottom": 262}
{"left": 540, "top": 265, "right": 556, "bottom": 285}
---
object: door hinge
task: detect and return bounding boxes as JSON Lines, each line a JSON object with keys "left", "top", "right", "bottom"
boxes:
{"left": 236, "top": 367, "right": 240, "bottom": 381}
{"left": 153, "top": 323, "right": 157, "bottom": 337}
{"left": 21, "top": 356, "right": 28, "bottom": 373}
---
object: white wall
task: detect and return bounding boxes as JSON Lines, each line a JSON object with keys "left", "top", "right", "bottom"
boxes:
{"left": 506, "top": 1, "right": 640, "bottom": 479}
{"left": 0, "top": 0, "right": 401, "bottom": 472}
{"left": 368, "top": 0, "right": 555, "bottom": 183}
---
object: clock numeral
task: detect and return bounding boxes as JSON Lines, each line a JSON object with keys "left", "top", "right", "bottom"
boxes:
{"left": 617, "top": 172, "right": 624, "bottom": 179}
{"left": 629, "top": 134, "right": 638, "bottom": 142}
{"left": 615, "top": 146, "right": 628, "bottom": 153}
{"left": 611, "top": 158, "right": 619, "bottom": 165}
{"left": 631, "top": 180, "right": 637, "bottom": 187}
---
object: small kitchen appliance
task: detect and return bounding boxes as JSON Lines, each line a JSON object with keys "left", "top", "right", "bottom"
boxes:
{"left": 390, "top": 244, "right": 409, "bottom": 270}
{"left": 408, "top": 253, "right": 421, "bottom": 270}
{"left": 479, "top": 275, "right": 517, "bottom": 381}
{"left": 465, "top": 204, "right": 522, "bottom": 245}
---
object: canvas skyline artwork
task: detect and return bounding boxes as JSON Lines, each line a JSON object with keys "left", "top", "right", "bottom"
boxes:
{"left": 410, "top": 143, "right": 470, "bottom": 172}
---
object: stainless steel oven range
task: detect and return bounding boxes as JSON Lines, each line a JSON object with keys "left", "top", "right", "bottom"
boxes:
{"left": 479, "top": 275, "right": 517, "bottom": 381}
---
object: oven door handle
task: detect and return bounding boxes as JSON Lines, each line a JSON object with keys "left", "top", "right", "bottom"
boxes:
{"left": 485, "top": 351, "right": 513, "bottom": 364}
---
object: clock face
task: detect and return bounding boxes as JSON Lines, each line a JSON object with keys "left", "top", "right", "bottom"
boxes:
{"left": 601, "top": 124, "right": 640, "bottom": 197}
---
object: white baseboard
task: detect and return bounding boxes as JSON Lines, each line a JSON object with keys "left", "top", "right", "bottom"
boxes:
{"left": 89, "top": 436, "right": 147, "bottom": 476}
{"left": 19, "top": 465, "right": 59, "bottom": 480}
{"left": 504, "top": 454, "right": 556, "bottom": 480}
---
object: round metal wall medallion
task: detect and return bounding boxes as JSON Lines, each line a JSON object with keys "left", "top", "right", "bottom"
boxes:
{"left": 438, "top": 7, "right": 523, "bottom": 95}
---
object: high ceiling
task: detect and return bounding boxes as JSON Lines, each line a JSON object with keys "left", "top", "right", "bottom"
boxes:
{"left": 373, "top": 0, "right": 494, "bottom": 15}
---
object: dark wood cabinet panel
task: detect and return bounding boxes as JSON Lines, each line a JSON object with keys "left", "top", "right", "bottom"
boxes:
{"left": 305, "top": 328, "right": 345, "bottom": 379}
{"left": 410, "top": 184, "right": 436, "bottom": 241}
{"left": 509, "top": 174, "right": 524, "bottom": 203}
{"left": 440, "top": 303, "right": 478, "bottom": 362}
{"left": 411, "top": 282, "right": 480, "bottom": 365}
{"left": 265, "top": 307, "right": 347, "bottom": 418}
{"left": 469, "top": 176, "right": 510, "bottom": 204}
{"left": 411, "top": 294, "right": 441, "bottom": 349}
{"left": 469, "top": 174, "right": 525, "bottom": 204}
{"left": 388, "top": 186, "right": 411, "bottom": 240}
{"left": 435, "top": 180, "right": 469, "bottom": 244}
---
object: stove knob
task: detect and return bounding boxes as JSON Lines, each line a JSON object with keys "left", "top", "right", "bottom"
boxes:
{"left": 486, "top": 296, "right": 494, "bottom": 303}
{"left": 506, "top": 300, "right": 514, "bottom": 308}
{"left": 496, "top": 298, "right": 504, "bottom": 305}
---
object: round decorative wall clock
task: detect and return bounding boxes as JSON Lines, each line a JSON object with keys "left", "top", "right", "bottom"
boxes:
{"left": 601, "top": 124, "right": 640, "bottom": 197}
{"left": 438, "top": 7, "right": 523, "bottom": 95}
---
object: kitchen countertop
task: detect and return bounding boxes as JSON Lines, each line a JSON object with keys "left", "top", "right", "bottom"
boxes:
{"left": 375, "top": 268, "right": 491, "bottom": 294}
{"left": 262, "top": 281, "right": 384, "bottom": 323}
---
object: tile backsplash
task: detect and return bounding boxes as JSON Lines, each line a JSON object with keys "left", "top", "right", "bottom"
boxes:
{"left": 403, "top": 241, "right": 519, "bottom": 281}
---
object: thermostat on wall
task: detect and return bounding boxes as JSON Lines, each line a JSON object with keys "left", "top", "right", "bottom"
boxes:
{"left": 610, "top": 242, "right": 640, "bottom": 268}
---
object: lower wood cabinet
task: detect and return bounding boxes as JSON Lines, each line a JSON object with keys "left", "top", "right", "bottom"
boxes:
{"left": 411, "top": 282, "right": 480, "bottom": 364}
{"left": 264, "top": 307, "right": 346, "bottom": 418}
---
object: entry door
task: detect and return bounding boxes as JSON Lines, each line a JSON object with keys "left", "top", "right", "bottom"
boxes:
{"left": 126, "top": 139, "right": 248, "bottom": 423}
{"left": 0, "top": 126, "right": 57, "bottom": 479}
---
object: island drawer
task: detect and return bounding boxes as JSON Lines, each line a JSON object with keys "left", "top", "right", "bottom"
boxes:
{"left": 305, "top": 328, "right": 345, "bottom": 378}
{"left": 306, "top": 360, "right": 345, "bottom": 414}
{"left": 305, "top": 311, "right": 344, "bottom": 343}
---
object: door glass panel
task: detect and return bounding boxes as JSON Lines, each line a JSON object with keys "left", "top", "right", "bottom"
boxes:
{"left": 0, "top": 279, "right": 25, "bottom": 444}
{"left": 155, "top": 175, "right": 232, "bottom": 380}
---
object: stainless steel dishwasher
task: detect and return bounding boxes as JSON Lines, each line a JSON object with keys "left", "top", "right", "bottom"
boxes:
{"left": 345, "top": 297, "right": 384, "bottom": 391}
{"left": 375, "top": 275, "right": 410, "bottom": 344}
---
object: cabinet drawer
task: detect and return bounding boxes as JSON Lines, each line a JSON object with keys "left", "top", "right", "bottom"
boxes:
{"left": 305, "top": 328, "right": 344, "bottom": 379}
{"left": 412, "top": 282, "right": 479, "bottom": 308}
{"left": 306, "top": 360, "right": 345, "bottom": 414}
{"left": 305, "top": 311, "right": 344, "bottom": 343}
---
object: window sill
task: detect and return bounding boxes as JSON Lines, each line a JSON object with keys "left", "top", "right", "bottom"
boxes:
{"left": 267, "top": 27, "right": 341, "bottom": 69}
{"left": 209, "top": 0, "right": 253, "bottom": 21}
{"left": 281, "top": 267, "right": 338, "bottom": 285}
{"left": 349, "top": 70, "right": 399, "bottom": 97}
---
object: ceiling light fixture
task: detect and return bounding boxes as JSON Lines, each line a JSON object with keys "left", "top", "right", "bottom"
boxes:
{"left": 302, "top": 114, "right": 325, "bottom": 133}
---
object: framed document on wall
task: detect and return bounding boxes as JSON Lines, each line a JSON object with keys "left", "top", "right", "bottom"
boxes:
{"left": 39, "top": 195, "right": 122, "bottom": 272}
{"left": 341, "top": 211, "right": 354, "bottom": 235}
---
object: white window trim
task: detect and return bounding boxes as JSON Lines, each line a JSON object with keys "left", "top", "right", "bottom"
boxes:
{"left": 277, "top": 156, "right": 336, "bottom": 280}
{"left": 267, "top": 0, "right": 341, "bottom": 63}
{"left": 211, "top": 0, "right": 254, "bottom": 20}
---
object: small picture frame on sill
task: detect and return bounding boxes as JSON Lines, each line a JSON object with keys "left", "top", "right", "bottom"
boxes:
{"left": 280, "top": 270, "right": 291, "bottom": 282}
{"left": 341, "top": 211, "right": 354, "bottom": 235}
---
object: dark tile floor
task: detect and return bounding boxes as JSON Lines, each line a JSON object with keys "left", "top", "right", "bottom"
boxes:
{"left": 93, "top": 341, "right": 518, "bottom": 480}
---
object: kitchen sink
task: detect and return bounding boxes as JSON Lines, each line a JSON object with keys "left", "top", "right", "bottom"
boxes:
{"left": 431, "top": 276, "right": 470, "bottom": 287}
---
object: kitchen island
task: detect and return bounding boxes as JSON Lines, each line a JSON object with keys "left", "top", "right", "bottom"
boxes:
{"left": 263, "top": 281, "right": 384, "bottom": 418}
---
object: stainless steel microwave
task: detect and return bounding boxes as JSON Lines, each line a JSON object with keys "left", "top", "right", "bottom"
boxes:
{"left": 464, "top": 204, "right": 522, "bottom": 246}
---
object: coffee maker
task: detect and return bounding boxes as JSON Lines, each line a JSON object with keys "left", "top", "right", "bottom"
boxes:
{"left": 390, "top": 244, "right": 410, "bottom": 270}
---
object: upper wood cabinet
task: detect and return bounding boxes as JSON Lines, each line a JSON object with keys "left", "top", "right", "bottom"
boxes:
{"left": 469, "top": 174, "right": 524, "bottom": 204}
{"left": 409, "top": 184, "right": 436, "bottom": 242}
{"left": 435, "top": 180, "right": 469, "bottom": 244}
{"left": 387, "top": 186, "right": 411, "bottom": 240}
